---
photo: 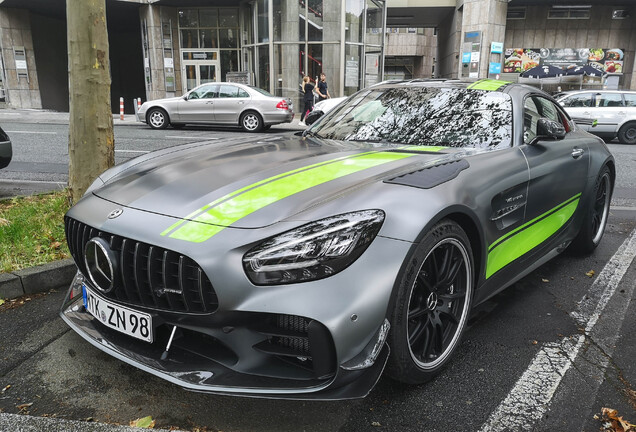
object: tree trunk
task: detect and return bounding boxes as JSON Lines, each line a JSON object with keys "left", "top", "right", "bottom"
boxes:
{"left": 67, "top": 0, "right": 114, "bottom": 204}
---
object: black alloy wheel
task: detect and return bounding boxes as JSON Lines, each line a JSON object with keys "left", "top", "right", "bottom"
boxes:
{"left": 570, "top": 166, "right": 612, "bottom": 254}
{"left": 387, "top": 220, "right": 473, "bottom": 384}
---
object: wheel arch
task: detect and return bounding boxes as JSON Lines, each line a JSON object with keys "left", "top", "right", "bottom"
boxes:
{"left": 238, "top": 109, "right": 264, "bottom": 126}
{"left": 145, "top": 106, "right": 170, "bottom": 124}
{"left": 384, "top": 205, "right": 486, "bottom": 317}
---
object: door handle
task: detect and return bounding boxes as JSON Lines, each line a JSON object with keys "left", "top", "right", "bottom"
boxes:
{"left": 582, "top": 111, "right": 590, "bottom": 115}
{"left": 571, "top": 148, "right": 584, "bottom": 159}
{"left": 205, "top": 101, "right": 214, "bottom": 105}
{"left": 237, "top": 101, "right": 245, "bottom": 105}
{"left": 618, "top": 111, "right": 626, "bottom": 116}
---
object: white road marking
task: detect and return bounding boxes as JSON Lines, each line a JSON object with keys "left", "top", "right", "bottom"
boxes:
{"left": 5, "top": 131, "right": 57, "bottom": 134}
{"left": 115, "top": 150, "right": 149, "bottom": 154}
{"left": 164, "top": 136, "right": 220, "bottom": 140}
{"left": 0, "top": 179, "right": 66, "bottom": 186}
{"left": 479, "top": 228, "right": 636, "bottom": 432}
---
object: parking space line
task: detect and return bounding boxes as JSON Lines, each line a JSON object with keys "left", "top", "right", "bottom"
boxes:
{"left": 479, "top": 228, "right": 636, "bottom": 432}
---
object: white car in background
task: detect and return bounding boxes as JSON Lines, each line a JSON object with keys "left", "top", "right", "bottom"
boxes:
{"left": 557, "top": 90, "right": 636, "bottom": 144}
{"left": 305, "top": 97, "right": 348, "bottom": 126}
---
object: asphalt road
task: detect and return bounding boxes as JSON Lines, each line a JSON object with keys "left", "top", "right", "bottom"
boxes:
{"left": 1, "top": 121, "right": 635, "bottom": 431}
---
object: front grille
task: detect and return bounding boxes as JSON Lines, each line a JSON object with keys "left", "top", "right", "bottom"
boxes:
{"left": 65, "top": 217, "right": 218, "bottom": 314}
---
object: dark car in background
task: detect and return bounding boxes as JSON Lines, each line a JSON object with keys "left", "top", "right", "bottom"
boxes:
{"left": 0, "top": 126, "right": 12, "bottom": 169}
{"left": 557, "top": 90, "right": 636, "bottom": 144}
{"left": 61, "top": 79, "right": 614, "bottom": 400}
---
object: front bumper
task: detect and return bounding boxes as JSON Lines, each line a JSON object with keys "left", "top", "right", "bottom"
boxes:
{"left": 60, "top": 273, "right": 389, "bottom": 400}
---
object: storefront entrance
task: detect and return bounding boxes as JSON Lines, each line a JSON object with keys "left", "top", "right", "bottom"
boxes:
{"left": 182, "top": 60, "right": 220, "bottom": 92}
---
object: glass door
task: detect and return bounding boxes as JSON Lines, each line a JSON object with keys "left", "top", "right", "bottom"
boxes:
{"left": 182, "top": 61, "right": 220, "bottom": 93}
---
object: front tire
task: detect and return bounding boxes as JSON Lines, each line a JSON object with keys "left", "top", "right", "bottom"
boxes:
{"left": 147, "top": 108, "right": 169, "bottom": 130}
{"left": 387, "top": 220, "right": 474, "bottom": 384}
{"left": 569, "top": 166, "right": 612, "bottom": 255}
{"left": 240, "top": 111, "right": 263, "bottom": 132}
{"left": 618, "top": 122, "right": 636, "bottom": 145}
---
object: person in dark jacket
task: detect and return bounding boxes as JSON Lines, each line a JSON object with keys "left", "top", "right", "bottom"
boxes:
{"left": 316, "top": 73, "right": 331, "bottom": 102}
{"left": 299, "top": 76, "right": 315, "bottom": 126}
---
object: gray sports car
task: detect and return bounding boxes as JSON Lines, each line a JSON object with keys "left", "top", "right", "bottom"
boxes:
{"left": 61, "top": 79, "right": 614, "bottom": 400}
{"left": 137, "top": 82, "right": 294, "bottom": 132}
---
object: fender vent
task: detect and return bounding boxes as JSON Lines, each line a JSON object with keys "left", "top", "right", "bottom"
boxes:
{"left": 385, "top": 159, "right": 469, "bottom": 189}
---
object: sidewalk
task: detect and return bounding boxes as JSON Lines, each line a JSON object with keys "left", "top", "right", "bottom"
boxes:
{"left": 0, "top": 108, "right": 141, "bottom": 126}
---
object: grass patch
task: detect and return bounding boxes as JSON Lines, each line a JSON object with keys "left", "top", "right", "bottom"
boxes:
{"left": 0, "top": 190, "right": 71, "bottom": 273}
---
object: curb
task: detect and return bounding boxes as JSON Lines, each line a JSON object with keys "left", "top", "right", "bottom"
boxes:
{"left": 0, "top": 258, "right": 76, "bottom": 300}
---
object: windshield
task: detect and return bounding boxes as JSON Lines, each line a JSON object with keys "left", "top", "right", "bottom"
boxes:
{"left": 312, "top": 87, "right": 513, "bottom": 149}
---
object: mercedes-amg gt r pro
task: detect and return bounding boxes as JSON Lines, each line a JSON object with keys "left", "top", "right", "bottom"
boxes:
{"left": 61, "top": 79, "right": 614, "bottom": 400}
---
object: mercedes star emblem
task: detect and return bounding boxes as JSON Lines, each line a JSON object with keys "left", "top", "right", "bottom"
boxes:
{"left": 84, "top": 237, "right": 118, "bottom": 294}
{"left": 108, "top": 208, "right": 124, "bottom": 219}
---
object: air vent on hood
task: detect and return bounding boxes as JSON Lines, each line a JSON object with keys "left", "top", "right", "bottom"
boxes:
{"left": 384, "top": 159, "right": 470, "bottom": 189}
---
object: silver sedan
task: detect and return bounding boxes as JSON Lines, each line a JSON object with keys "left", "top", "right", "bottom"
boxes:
{"left": 138, "top": 83, "right": 294, "bottom": 132}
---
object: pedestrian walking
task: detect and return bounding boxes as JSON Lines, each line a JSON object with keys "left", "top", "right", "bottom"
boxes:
{"left": 299, "top": 76, "right": 315, "bottom": 126}
{"left": 316, "top": 73, "right": 331, "bottom": 101}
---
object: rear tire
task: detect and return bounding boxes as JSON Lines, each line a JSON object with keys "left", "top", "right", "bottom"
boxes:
{"left": 240, "top": 111, "right": 263, "bottom": 132}
{"left": 147, "top": 108, "right": 169, "bottom": 130}
{"left": 569, "top": 166, "right": 611, "bottom": 255}
{"left": 617, "top": 122, "right": 636, "bottom": 144}
{"left": 386, "top": 220, "right": 473, "bottom": 384}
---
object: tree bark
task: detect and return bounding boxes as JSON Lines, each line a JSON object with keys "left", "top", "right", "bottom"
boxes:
{"left": 67, "top": 0, "right": 114, "bottom": 204}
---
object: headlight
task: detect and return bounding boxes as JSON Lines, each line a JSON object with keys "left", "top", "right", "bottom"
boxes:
{"left": 243, "top": 210, "right": 385, "bottom": 285}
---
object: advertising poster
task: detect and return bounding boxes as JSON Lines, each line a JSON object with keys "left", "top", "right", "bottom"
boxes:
{"left": 503, "top": 48, "right": 625, "bottom": 74}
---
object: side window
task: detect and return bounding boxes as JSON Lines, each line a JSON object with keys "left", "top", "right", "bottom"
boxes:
{"left": 561, "top": 94, "right": 592, "bottom": 108}
{"left": 218, "top": 85, "right": 239, "bottom": 98}
{"left": 237, "top": 88, "right": 249, "bottom": 98}
{"left": 623, "top": 94, "right": 636, "bottom": 107}
{"left": 596, "top": 93, "right": 623, "bottom": 107}
{"left": 189, "top": 85, "right": 217, "bottom": 99}
{"left": 523, "top": 98, "right": 541, "bottom": 145}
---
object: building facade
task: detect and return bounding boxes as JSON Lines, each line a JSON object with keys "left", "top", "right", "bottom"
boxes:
{"left": 0, "top": 0, "right": 387, "bottom": 113}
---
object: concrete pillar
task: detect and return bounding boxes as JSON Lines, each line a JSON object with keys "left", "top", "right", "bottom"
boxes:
{"left": 459, "top": 0, "right": 508, "bottom": 79}
{"left": 0, "top": 8, "right": 41, "bottom": 109}
{"left": 436, "top": 7, "right": 462, "bottom": 79}
{"left": 139, "top": 5, "right": 175, "bottom": 101}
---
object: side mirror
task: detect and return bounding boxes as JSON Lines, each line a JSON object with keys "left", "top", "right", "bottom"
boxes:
{"left": 535, "top": 118, "right": 566, "bottom": 142}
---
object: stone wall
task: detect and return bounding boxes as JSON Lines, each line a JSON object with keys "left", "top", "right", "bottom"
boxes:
{"left": 0, "top": 8, "right": 41, "bottom": 109}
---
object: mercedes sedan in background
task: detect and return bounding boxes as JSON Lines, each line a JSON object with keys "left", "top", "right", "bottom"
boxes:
{"left": 138, "top": 82, "right": 294, "bottom": 132}
{"left": 0, "top": 126, "right": 12, "bottom": 169}
{"left": 62, "top": 79, "right": 614, "bottom": 400}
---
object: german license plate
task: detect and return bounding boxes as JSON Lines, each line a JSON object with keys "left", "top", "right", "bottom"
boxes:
{"left": 82, "top": 285, "right": 153, "bottom": 343}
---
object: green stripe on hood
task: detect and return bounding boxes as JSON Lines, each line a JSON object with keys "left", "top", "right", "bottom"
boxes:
{"left": 164, "top": 149, "right": 438, "bottom": 243}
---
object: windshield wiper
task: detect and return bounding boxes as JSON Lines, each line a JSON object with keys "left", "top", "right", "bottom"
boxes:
{"left": 302, "top": 129, "right": 324, "bottom": 139}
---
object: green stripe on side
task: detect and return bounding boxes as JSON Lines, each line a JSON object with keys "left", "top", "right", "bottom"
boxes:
{"left": 486, "top": 196, "right": 580, "bottom": 279}
{"left": 160, "top": 151, "right": 377, "bottom": 237}
{"left": 168, "top": 151, "right": 415, "bottom": 243}
{"left": 467, "top": 79, "right": 511, "bottom": 91}
{"left": 488, "top": 193, "right": 581, "bottom": 252}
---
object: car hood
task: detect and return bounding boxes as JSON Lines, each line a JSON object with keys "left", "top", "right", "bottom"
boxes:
{"left": 93, "top": 136, "right": 462, "bottom": 229}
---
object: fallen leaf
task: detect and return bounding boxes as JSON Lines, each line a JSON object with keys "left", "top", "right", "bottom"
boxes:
{"left": 371, "top": 421, "right": 381, "bottom": 427}
{"left": 0, "top": 299, "right": 4, "bottom": 306}
{"left": 586, "top": 270, "right": 595, "bottom": 278}
{"left": 532, "top": 340, "right": 538, "bottom": 345}
{"left": 541, "top": 278, "right": 549, "bottom": 283}
{"left": 0, "top": 218, "right": 10, "bottom": 227}
{"left": 16, "top": 402, "right": 33, "bottom": 410}
{"left": 50, "top": 241, "right": 62, "bottom": 250}
{"left": 600, "top": 407, "right": 636, "bottom": 432}
{"left": 1, "top": 385, "right": 10, "bottom": 393}
{"left": 130, "top": 416, "right": 156, "bottom": 428}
